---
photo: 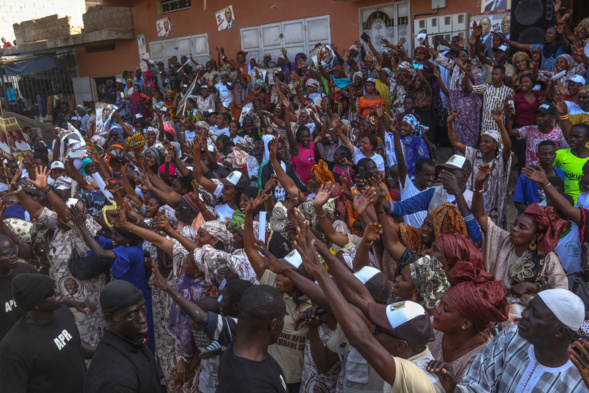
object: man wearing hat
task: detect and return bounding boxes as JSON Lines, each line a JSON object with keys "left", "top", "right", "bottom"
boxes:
{"left": 307, "top": 244, "right": 444, "bottom": 392}
{"left": 0, "top": 274, "right": 86, "bottom": 393}
{"left": 85, "top": 280, "right": 162, "bottom": 393}
{"left": 430, "top": 289, "right": 587, "bottom": 392}
{"left": 507, "top": 102, "right": 569, "bottom": 167}
{"left": 381, "top": 155, "right": 483, "bottom": 243}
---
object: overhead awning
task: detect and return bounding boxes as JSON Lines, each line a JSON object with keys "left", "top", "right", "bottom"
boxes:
{"left": 3, "top": 56, "right": 53, "bottom": 76}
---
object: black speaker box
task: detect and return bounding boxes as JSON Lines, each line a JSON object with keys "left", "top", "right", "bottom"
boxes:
{"left": 509, "top": 0, "right": 556, "bottom": 46}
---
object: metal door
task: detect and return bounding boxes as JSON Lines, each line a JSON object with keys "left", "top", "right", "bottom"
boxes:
{"left": 359, "top": 2, "right": 411, "bottom": 54}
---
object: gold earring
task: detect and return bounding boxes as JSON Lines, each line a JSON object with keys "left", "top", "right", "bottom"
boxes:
{"left": 461, "top": 326, "right": 466, "bottom": 330}
{"left": 529, "top": 239, "right": 537, "bottom": 251}
{"left": 412, "top": 294, "right": 417, "bottom": 302}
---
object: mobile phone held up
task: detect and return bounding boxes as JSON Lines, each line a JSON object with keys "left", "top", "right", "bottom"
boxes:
{"left": 360, "top": 32, "right": 371, "bottom": 43}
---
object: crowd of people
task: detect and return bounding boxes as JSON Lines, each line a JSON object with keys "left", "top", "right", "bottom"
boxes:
{"left": 2, "top": 5, "right": 589, "bottom": 393}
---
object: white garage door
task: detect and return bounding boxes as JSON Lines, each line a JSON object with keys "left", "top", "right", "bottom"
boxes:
{"left": 241, "top": 16, "right": 330, "bottom": 62}
{"left": 149, "top": 34, "right": 210, "bottom": 66}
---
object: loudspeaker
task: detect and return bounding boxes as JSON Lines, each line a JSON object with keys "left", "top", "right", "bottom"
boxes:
{"left": 509, "top": 0, "right": 556, "bottom": 45}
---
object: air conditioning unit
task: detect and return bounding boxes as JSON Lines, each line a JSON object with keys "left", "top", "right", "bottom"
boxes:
{"left": 453, "top": 13, "right": 467, "bottom": 31}
{"left": 414, "top": 18, "right": 427, "bottom": 34}
{"left": 439, "top": 15, "right": 453, "bottom": 32}
{"left": 426, "top": 17, "right": 439, "bottom": 34}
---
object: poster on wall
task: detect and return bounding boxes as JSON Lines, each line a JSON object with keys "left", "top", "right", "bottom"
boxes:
{"left": 216, "top": 6, "right": 236, "bottom": 31}
{"left": 137, "top": 34, "right": 149, "bottom": 72}
{"left": 471, "top": 11, "right": 511, "bottom": 55}
{"left": 156, "top": 17, "right": 172, "bottom": 37}
{"left": 481, "top": 0, "right": 511, "bottom": 13}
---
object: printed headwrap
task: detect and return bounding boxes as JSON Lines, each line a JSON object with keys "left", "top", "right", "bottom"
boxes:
{"left": 398, "top": 61, "right": 417, "bottom": 78}
{"left": 200, "top": 220, "right": 234, "bottom": 251}
{"left": 402, "top": 114, "right": 429, "bottom": 136}
{"left": 410, "top": 255, "right": 450, "bottom": 309}
{"left": 482, "top": 129, "right": 501, "bottom": 144}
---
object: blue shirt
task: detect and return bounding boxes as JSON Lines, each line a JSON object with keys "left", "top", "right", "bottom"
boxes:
{"left": 89, "top": 237, "right": 154, "bottom": 351}
{"left": 513, "top": 166, "right": 565, "bottom": 214}
{"left": 386, "top": 186, "right": 482, "bottom": 243}
{"left": 133, "top": 76, "right": 145, "bottom": 88}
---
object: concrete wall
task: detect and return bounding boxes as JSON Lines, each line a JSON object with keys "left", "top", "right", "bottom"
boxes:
{"left": 13, "top": 15, "right": 83, "bottom": 45}
{"left": 83, "top": 5, "right": 134, "bottom": 33}
{"left": 75, "top": 0, "right": 482, "bottom": 77}
{"left": 0, "top": 0, "right": 86, "bottom": 43}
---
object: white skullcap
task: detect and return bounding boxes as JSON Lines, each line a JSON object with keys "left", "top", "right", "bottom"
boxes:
{"left": 537, "top": 289, "right": 585, "bottom": 332}
{"left": 354, "top": 266, "right": 381, "bottom": 284}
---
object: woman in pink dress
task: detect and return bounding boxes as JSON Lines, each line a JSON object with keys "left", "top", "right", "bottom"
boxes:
{"left": 284, "top": 105, "right": 316, "bottom": 185}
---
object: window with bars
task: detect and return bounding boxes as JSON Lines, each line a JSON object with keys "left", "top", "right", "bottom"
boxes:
{"left": 161, "top": 0, "right": 191, "bottom": 14}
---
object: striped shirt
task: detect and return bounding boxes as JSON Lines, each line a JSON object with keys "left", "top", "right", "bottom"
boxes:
{"left": 457, "top": 325, "right": 585, "bottom": 392}
{"left": 472, "top": 84, "right": 514, "bottom": 133}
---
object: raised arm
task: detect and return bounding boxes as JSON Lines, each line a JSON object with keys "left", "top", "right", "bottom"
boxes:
{"left": 269, "top": 137, "right": 307, "bottom": 202}
{"left": 243, "top": 195, "right": 271, "bottom": 279}
{"left": 155, "top": 215, "right": 197, "bottom": 252}
{"left": 114, "top": 209, "right": 174, "bottom": 256}
{"left": 446, "top": 110, "right": 465, "bottom": 155}
{"left": 492, "top": 109, "right": 511, "bottom": 163}
{"left": 284, "top": 101, "right": 299, "bottom": 156}
{"left": 191, "top": 133, "right": 219, "bottom": 194}
{"left": 68, "top": 205, "right": 116, "bottom": 261}
{"left": 150, "top": 261, "right": 208, "bottom": 324}
{"left": 26, "top": 166, "right": 69, "bottom": 222}
{"left": 471, "top": 163, "right": 494, "bottom": 233}
{"left": 369, "top": 186, "right": 407, "bottom": 262}
{"left": 522, "top": 166, "right": 580, "bottom": 225}
{"left": 492, "top": 31, "right": 531, "bottom": 52}
{"left": 293, "top": 231, "right": 398, "bottom": 387}
{"left": 313, "top": 183, "right": 349, "bottom": 247}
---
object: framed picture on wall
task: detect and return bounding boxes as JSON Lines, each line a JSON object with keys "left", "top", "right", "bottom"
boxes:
{"left": 482, "top": 0, "right": 511, "bottom": 13}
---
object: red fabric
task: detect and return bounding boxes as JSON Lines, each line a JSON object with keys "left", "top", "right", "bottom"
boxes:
{"left": 513, "top": 91, "right": 543, "bottom": 126}
{"left": 522, "top": 203, "right": 568, "bottom": 254}
{"left": 446, "top": 279, "right": 509, "bottom": 332}
{"left": 435, "top": 234, "right": 483, "bottom": 272}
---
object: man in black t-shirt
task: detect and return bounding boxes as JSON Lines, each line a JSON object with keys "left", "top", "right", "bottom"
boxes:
{"left": 0, "top": 274, "right": 86, "bottom": 393}
{"left": 0, "top": 234, "right": 38, "bottom": 340}
{"left": 85, "top": 280, "right": 162, "bottom": 393}
{"left": 217, "top": 284, "right": 288, "bottom": 393}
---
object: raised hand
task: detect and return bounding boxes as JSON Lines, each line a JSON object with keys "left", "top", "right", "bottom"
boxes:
{"left": 353, "top": 187, "right": 376, "bottom": 216}
{"left": 553, "top": 94, "right": 568, "bottom": 115}
{"left": 254, "top": 240, "right": 285, "bottom": 274}
{"left": 314, "top": 182, "right": 335, "bottom": 207}
{"left": 245, "top": 191, "right": 270, "bottom": 214}
{"left": 26, "top": 166, "right": 49, "bottom": 191}
{"left": 293, "top": 221, "right": 324, "bottom": 278}
{"left": 491, "top": 108, "right": 504, "bottom": 124}
{"left": 294, "top": 305, "right": 324, "bottom": 331}
{"left": 67, "top": 204, "right": 87, "bottom": 227}
{"left": 447, "top": 110, "right": 460, "bottom": 124}
{"left": 149, "top": 260, "right": 169, "bottom": 290}
{"left": 426, "top": 361, "right": 457, "bottom": 393}
{"left": 367, "top": 178, "right": 384, "bottom": 207}
{"left": 363, "top": 222, "right": 382, "bottom": 242}
{"left": 521, "top": 165, "right": 549, "bottom": 186}
{"left": 474, "top": 162, "right": 496, "bottom": 188}
{"left": 264, "top": 174, "right": 278, "bottom": 196}
{"left": 154, "top": 215, "right": 172, "bottom": 232}
{"left": 569, "top": 341, "right": 589, "bottom": 389}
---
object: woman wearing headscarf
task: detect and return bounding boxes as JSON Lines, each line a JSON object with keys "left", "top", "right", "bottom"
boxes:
{"left": 164, "top": 90, "right": 178, "bottom": 122}
{"left": 339, "top": 71, "right": 364, "bottom": 122}
{"left": 124, "top": 78, "right": 134, "bottom": 98}
{"left": 449, "top": 109, "right": 511, "bottom": 228}
{"left": 129, "top": 84, "right": 151, "bottom": 120}
{"left": 357, "top": 78, "right": 385, "bottom": 119}
{"left": 232, "top": 73, "right": 252, "bottom": 120}
{"left": 430, "top": 234, "right": 484, "bottom": 280}
{"left": 242, "top": 79, "right": 272, "bottom": 111}
{"left": 429, "top": 264, "right": 508, "bottom": 381}
{"left": 391, "top": 254, "right": 450, "bottom": 312}
{"left": 473, "top": 165, "right": 569, "bottom": 313}
{"left": 395, "top": 114, "right": 430, "bottom": 176}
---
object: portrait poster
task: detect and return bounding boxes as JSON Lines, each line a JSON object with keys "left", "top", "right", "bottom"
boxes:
{"left": 470, "top": 12, "right": 511, "bottom": 55}
{"left": 481, "top": 0, "right": 512, "bottom": 13}
{"left": 137, "top": 34, "right": 149, "bottom": 72}
{"left": 95, "top": 102, "right": 118, "bottom": 137}
{"left": 216, "top": 5, "right": 236, "bottom": 31}
{"left": 156, "top": 17, "right": 172, "bottom": 37}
